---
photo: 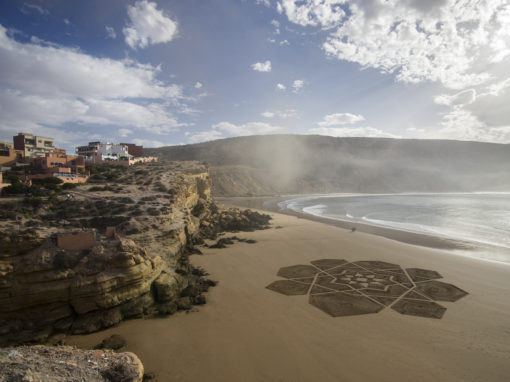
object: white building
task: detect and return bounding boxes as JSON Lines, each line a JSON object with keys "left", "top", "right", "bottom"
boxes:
{"left": 96, "top": 143, "right": 131, "bottom": 161}
{"left": 76, "top": 142, "right": 132, "bottom": 162}
{"left": 76, "top": 141, "right": 156, "bottom": 166}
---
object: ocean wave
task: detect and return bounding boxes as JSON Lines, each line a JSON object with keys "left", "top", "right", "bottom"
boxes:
{"left": 280, "top": 193, "right": 510, "bottom": 262}
{"left": 302, "top": 204, "right": 328, "bottom": 216}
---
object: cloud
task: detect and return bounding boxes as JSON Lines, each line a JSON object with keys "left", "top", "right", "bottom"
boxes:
{"left": 292, "top": 79, "right": 304, "bottom": 93}
{"left": 467, "top": 82, "right": 510, "bottom": 128}
{"left": 279, "top": 39, "right": 290, "bottom": 46}
{"left": 105, "top": 26, "right": 117, "bottom": 39}
{"left": 63, "top": 19, "right": 70, "bottom": 25}
{"left": 433, "top": 108, "right": 510, "bottom": 143}
{"left": 434, "top": 89, "right": 476, "bottom": 106}
{"left": 261, "top": 109, "right": 298, "bottom": 119}
{"left": 256, "top": 0, "right": 272, "bottom": 7}
{"left": 308, "top": 127, "right": 400, "bottom": 138}
{"left": 131, "top": 138, "right": 167, "bottom": 148}
{"left": 428, "top": 74, "right": 510, "bottom": 143}
{"left": 75, "top": 99, "right": 182, "bottom": 133}
{"left": 118, "top": 128, "right": 133, "bottom": 137}
{"left": 280, "top": 0, "right": 510, "bottom": 90}
{"left": 123, "top": 0, "right": 178, "bottom": 49}
{"left": 251, "top": 60, "right": 272, "bottom": 72}
{"left": 212, "top": 121, "right": 285, "bottom": 136}
{"left": 430, "top": 79, "right": 510, "bottom": 143}
{"left": 276, "top": 83, "right": 286, "bottom": 90}
{"left": 194, "top": 81, "right": 203, "bottom": 89}
{"left": 271, "top": 19, "right": 281, "bottom": 34}
{"left": 277, "top": 0, "right": 346, "bottom": 29}
{"left": 317, "top": 112, "right": 365, "bottom": 126}
{"left": 0, "top": 24, "right": 188, "bottom": 147}
{"left": 21, "top": 3, "right": 49, "bottom": 15}
{"left": 188, "top": 130, "right": 223, "bottom": 144}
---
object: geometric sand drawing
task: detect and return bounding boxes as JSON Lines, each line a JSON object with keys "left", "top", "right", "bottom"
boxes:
{"left": 266, "top": 259, "right": 468, "bottom": 319}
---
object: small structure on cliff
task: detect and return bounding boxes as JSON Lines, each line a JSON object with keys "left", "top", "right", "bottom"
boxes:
{"left": 57, "top": 231, "right": 97, "bottom": 251}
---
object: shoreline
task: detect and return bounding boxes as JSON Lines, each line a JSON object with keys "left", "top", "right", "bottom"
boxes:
{"left": 216, "top": 195, "right": 474, "bottom": 251}
{"left": 216, "top": 195, "right": 510, "bottom": 264}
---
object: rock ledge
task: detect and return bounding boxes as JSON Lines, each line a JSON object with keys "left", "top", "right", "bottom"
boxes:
{"left": 0, "top": 345, "right": 144, "bottom": 382}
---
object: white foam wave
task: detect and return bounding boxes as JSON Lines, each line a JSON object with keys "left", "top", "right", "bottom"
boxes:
{"left": 302, "top": 204, "right": 328, "bottom": 216}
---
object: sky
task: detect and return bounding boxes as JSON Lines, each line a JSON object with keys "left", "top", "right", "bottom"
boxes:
{"left": 0, "top": 0, "right": 509, "bottom": 152}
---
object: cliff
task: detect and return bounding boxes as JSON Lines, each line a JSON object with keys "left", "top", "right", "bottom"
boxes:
{"left": 145, "top": 135, "right": 510, "bottom": 196}
{"left": 0, "top": 161, "right": 270, "bottom": 346}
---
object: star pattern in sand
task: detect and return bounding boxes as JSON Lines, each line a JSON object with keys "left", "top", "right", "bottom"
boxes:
{"left": 266, "top": 259, "right": 468, "bottom": 319}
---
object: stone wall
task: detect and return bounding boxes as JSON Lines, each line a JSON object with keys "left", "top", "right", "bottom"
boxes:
{"left": 57, "top": 231, "right": 96, "bottom": 251}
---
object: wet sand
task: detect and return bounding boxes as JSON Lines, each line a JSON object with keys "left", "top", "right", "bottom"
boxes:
{"left": 68, "top": 211, "right": 510, "bottom": 382}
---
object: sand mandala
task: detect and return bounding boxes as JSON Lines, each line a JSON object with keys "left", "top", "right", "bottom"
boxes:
{"left": 266, "top": 259, "right": 468, "bottom": 319}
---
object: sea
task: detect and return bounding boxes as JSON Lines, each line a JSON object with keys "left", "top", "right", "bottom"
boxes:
{"left": 278, "top": 193, "right": 510, "bottom": 264}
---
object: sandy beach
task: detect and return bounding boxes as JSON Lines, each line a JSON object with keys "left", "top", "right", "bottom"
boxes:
{"left": 68, "top": 210, "right": 510, "bottom": 382}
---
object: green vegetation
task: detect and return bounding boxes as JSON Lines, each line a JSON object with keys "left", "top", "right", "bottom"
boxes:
{"left": 62, "top": 183, "right": 78, "bottom": 190}
{"left": 86, "top": 164, "right": 128, "bottom": 183}
{"left": 3, "top": 174, "right": 21, "bottom": 184}
{"left": 2, "top": 182, "right": 30, "bottom": 195}
{"left": 1, "top": 173, "right": 81, "bottom": 197}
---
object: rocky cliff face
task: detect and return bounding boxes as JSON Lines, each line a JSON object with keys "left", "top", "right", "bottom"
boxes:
{"left": 0, "top": 161, "right": 270, "bottom": 346}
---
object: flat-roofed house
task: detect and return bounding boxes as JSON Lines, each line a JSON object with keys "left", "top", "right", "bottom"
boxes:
{"left": 0, "top": 141, "right": 24, "bottom": 166}
{"left": 13, "top": 133, "right": 54, "bottom": 158}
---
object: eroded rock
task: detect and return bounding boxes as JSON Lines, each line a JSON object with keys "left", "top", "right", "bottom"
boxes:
{"left": 0, "top": 345, "right": 144, "bottom": 382}
{"left": 0, "top": 161, "right": 270, "bottom": 346}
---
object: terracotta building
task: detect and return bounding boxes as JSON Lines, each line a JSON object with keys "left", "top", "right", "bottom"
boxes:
{"left": 13, "top": 133, "right": 54, "bottom": 158}
{"left": 24, "top": 149, "right": 89, "bottom": 184}
{"left": 120, "top": 143, "right": 143, "bottom": 157}
{"left": 30, "top": 150, "right": 86, "bottom": 175}
{"left": 75, "top": 141, "right": 101, "bottom": 159}
{"left": 0, "top": 142, "right": 24, "bottom": 166}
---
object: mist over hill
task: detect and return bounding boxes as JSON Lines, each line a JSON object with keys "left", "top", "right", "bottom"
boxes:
{"left": 145, "top": 135, "right": 510, "bottom": 196}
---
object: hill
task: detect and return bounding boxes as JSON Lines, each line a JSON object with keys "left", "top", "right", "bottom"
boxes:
{"left": 145, "top": 135, "right": 510, "bottom": 196}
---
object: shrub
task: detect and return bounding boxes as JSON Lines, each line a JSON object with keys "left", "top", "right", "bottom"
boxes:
{"left": 45, "top": 183, "right": 61, "bottom": 191}
{"left": 32, "top": 177, "right": 63, "bottom": 185}
{"left": 105, "top": 173, "right": 118, "bottom": 181}
{"left": 23, "top": 196, "right": 44, "bottom": 208}
{"left": 62, "top": 183, "right": 78, "bottom": 190}
{"left": 90, "top": 174, "right": 105, "bottom": 181}
{"left": 3, "top": 174, "right": 21, "bottom": 184}
{"left": 2, "top": 182, "right": 30, "bottom": 195}
{"left": 27, "top": 185, "right": 46, "bottom": 197}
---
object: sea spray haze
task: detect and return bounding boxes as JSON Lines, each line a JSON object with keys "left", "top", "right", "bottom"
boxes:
{"left": 145, "top": 136, "right": 510, "bottom": 196}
